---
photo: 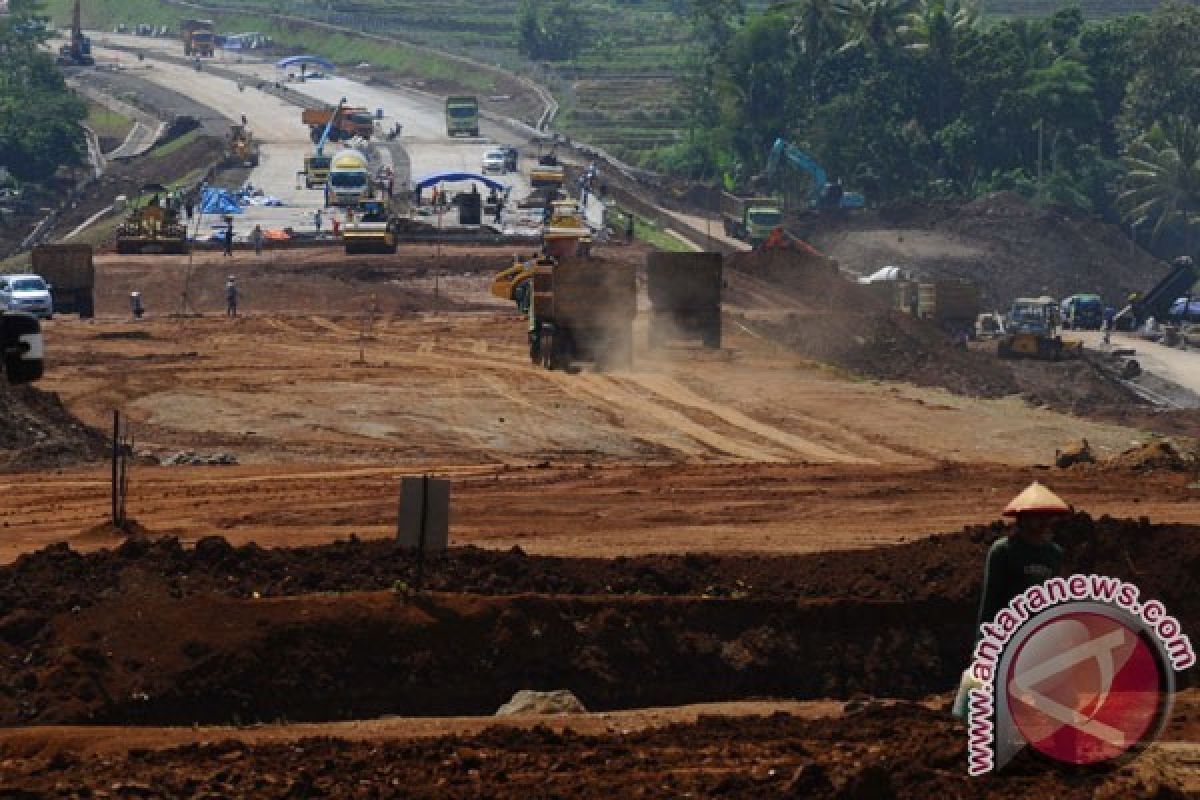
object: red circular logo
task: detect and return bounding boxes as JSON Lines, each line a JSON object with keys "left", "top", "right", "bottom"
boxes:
{"left": 1006, "top": 611, "right": 1166, "bottom": 765}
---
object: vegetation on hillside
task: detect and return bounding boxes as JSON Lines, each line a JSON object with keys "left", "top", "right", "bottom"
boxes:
{"left": 659, "top": 0, "right": 1200, "bottom": 239}
{"left": 0, "top": 0, "right": 86, "bottom": 182}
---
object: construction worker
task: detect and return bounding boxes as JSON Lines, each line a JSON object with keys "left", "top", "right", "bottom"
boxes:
{"left": 223, "top": 217, "right": 234, "bottom": 257}
{"left": 313, "top": 208, "right": 323, "bottom": 234}
{"left": 250, "top": 224, "right": 264, "bottom": 256}
{"left": 225, "top": 275, "right": 238, "bottom": 318}
{"left": 976, "top": 481, "right": 1070, "bottom": 629}
{"left": 624, "top": 212, "right": 635, "bottom": 244}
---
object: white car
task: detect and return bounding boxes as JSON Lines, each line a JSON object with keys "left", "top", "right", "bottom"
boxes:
{"left": 481, "top": 149, "right": 507, "bottom": 175}
{"left": 0, "top": 274, "right": 53, "bottom": 319}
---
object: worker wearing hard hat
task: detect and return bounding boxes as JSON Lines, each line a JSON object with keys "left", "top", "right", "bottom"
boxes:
{"left": 976, "top": 481, "right": 1070, "bottom": 629}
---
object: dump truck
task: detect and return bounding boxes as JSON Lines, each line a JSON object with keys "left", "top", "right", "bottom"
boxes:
{"left": 721, "top": 193, "right": 783, "bottom": 246}
{"left": 115, "top": 184, "right": 189, "bottom": 255}
{"left": 646, "top": 252, "right": 722, "bottom": 349}
{"left": 325, "top": 148, "right": 371, "bottom": 208}
{"left": 529, "top": 256, "right": 636, "bottom": 371}
{"left": 302, "top": 107, "right": 375, "bottom": 143}
{"left": 915, "top": 281, "right": 981, "bottom": 338}
{"left": 343, "top": 199, "right": 398, "bottom": 254}
{"left": 30, "top": 244, "right": 95, "bottom": 318}
{"left": 445, "top": 96, "right": 479, "bottom": 137}
{"left": 180, "top": 19, "right": 215, "bottom": 57}
{"left": 225, "top": 124, "right": 259, "bottom": 168}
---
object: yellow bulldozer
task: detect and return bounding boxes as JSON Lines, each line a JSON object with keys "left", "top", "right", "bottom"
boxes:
{"left": 115, "top": 183, "right": 189, "bottom": 255}
{"left": 997, "top": 296, "right": 1083, "bottom": 360}
{"left": 226, "top": 124, "right": 259, "bottom": 168}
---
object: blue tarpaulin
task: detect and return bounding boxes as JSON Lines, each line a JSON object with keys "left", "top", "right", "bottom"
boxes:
{"left": 276, "top": 55, "right": 335, "bottom": 72}
{"left": 414, "top": 172, "right": 507, "bottom": 192}
{"left": 200, "top": 187, "right": 243, "bottom": 215}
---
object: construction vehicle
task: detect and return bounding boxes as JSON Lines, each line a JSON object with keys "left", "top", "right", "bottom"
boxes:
{"left": 721, "top": 193, "right": 782, "bottom": 246}
{"left": 444, "top": 95, "right": 479, "bottom": 137}
{"left": 343, "top": 199, "right": 399, "bottom": 254}
{"left": 765, "top": 138, "right": 865, "bottom": 211}
{"left": 0, "top": 312, "right": 43, "bottom": 384}
{"left": 529, "top": 255, "right": 636, "bottom": 371}
{"left": 998, "top": 296, "right": 1082, "bottom": 360}
{"left": 530, "top": 139, "right": 564, "bottom": 189}
{"left": 180, "top": 19, "right": 215, "bottom": 57}
{"left": 325, "top": 147, "right": 371, "bottom": 208}
{"left": 30, "top": 244, "right": 95, "bottom": 318}
{"left": 1113, "top": 256, "right": 1199, "bottom": 330}
{"left": 1060, "top": 293, "right": 1104, "bottom": 330}
{"left": 56, "top": 0, "right": 94, "bottom": 66}
{"left": 542, "top": 199, "right": 591, "bottom": 259}
{"left": 758, "top": 225, "right": 824, "bottom": 255}
{"left": 225, "top": 124, "right": 260, "bottom": 168}
{"left": 115, "top": 183, "right": 189, "bottom": 255}
{"left": 915, "top": 281, "right": 981, "bottom": 338}
{"left": 491, "top": 253, "right": 555, "bottom": 313}
{"left": 302, "top": 106, "right": 375, "bottom": 143}
{"left": 646, "top": 252, "right": 722, "bottom": 349}
{"left": 301, "top": 98, "right": 347, "bottom": 189}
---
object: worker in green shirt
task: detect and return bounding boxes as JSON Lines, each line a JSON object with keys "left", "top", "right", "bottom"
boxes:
{"left": 976, "top": 481, "right": 1070, "bottom": 629}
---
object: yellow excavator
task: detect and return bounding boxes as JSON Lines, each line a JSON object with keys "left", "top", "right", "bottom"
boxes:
{"left": 998, "top": 297, "right": 1083, "bottom": 360}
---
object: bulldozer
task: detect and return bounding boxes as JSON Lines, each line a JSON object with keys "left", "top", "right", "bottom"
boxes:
{"left": 225, "top": 124, "right": 260, "bottom": 168}
{"left": 998, "top": 296, "right": 1082, "bottom": 360}
{"left": 115, "top": 183, "right": 189, "bottom": 255}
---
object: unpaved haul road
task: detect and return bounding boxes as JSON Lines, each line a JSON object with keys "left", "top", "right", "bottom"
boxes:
{"left": 1075, "top": 330, "right": 1200, "bottom": 403}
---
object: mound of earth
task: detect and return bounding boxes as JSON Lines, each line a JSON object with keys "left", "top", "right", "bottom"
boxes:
{"left": 0, "top": 384, "right": 108, "bottom": 470}
{"left": 804, "top": 191, "right": 1168, "bottom": 308}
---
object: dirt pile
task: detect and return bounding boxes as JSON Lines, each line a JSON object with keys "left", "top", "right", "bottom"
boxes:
{"left": 0, "top": 383, "right": 108, "bottom": 470}
{"left": 1106, "top": 439, "right": 1198, "bottom": 473}
{"left": 0, "top": 515, "right": 1195, "bottom": 725}
{"left": 0, "top": 703, "right": 1174, "bottom": 799}
{"left": 807, "top": 191, "right": 1168, "bottom": 308}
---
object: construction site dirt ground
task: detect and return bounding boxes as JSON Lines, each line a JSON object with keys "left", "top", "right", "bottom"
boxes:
{"left": 3, "top": 241, "right": 1199, "bottom": 795}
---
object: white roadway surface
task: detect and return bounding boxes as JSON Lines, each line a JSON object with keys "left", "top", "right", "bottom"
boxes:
{"left": 1072, "top": 330, "right": 1200, "bottom": 398}
{"left": 86, "top": 33, "right": 552, "bottom": 239}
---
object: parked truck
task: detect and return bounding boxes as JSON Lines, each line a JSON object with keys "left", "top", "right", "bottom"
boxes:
{"left": 302, "top": 107, "right": 375, "bottom": 143}
{"left": 30, "top": 244, "right": 95, "bottom": 318}
{"left": 529, "top": 256, "right": 636, "bottom": 371}
{"left": 445, "top": 96, "right": 479, "bottom": 137}
{"left": 646, "top": 252, "right": 722, "bottom": 349}
{"left": 915, "top": 280, "right": 981, "bottom": 338}
{"left": 180, "top": 19, "right": 215, "bottom": 57}
{"left": 720, "top": 193, "right": 783, "bottom": 246}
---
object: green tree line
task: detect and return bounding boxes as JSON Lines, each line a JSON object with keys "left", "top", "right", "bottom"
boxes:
{"left": 0, "top": 0, "right": 86, "bottom": 184}
{"left": 656, "top": 0, "right": 1200, "bottom": 240}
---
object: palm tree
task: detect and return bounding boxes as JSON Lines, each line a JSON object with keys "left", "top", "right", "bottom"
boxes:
{"left": 1119, "top": 117, "right": 1200, "bottom": 248}
{"left": 835, "top": 0, "right": 918, "bottom": 57}
{"left": 900, "top": 0, "right": 979, "bottom": 124}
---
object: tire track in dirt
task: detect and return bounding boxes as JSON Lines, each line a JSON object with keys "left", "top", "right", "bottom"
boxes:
{"left": 622, "top": 374, "right": 873, "bottom": 465}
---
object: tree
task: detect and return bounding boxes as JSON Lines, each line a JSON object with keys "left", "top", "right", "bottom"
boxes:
{"left": 513, "top": 0, "right": 589, "bottom": 61}
{"left": 834, "top": 0, "right": 917, "bottom": 58}
{"left": 1122, "top": 1, "right": 1200, "bottom": 134}
{"left": 900, "top": 0, "right": 978, "bottom": 125}
{"left": 1118, "top": 117, "right": 1200, "bottom": 247}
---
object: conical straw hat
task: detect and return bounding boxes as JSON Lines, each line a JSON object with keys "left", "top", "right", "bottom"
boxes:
{"left": 1003, "top": 481, "right": 1071, "bottom": 517}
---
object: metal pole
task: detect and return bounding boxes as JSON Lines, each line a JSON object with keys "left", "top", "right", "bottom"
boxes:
{"left": 111, "top": 409, "right": 119, "bottom": 525}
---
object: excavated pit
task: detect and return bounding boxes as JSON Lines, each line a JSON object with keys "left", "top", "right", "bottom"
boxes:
{"left": 0, "top": 514, "right": 1195, "bottom": 726}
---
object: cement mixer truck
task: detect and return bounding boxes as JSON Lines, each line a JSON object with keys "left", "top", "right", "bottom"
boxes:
{"left": 325, "top": 148, "right": 371, "bottom": 208}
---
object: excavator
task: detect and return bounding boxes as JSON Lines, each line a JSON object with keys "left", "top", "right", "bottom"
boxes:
{"left": 300, "top": 97, "right": 346, "bottom": 190}
{"left": 56, "top": 0, "right": 95, "bottom": 67}
{"left": 766, "top": 138, "right": 864, "bottom": 211}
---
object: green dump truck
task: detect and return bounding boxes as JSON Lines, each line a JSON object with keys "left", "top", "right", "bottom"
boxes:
{"left": 445, "top": 96, "right": 479, "bottom": 137}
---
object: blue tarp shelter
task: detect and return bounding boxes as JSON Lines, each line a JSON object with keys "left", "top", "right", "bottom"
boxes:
{"left": 276, "top": 55, "right": 335, "bottom": 72}
{"left": 414, "top": 172, "right": 507, "bottom": 193}
{"left": 200, "top": 187, "right": 243, "bottom": 215}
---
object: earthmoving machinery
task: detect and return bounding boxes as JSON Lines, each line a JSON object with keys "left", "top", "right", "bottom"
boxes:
{"left": 301, "top": 97, "right": 346, "bottom": 189}
{"left": 915, "top": 281, "right": 982, "bottom": 339}
{"left": 325, "top": 147, "right": 371, "bottom": 208}
{"left": 444, "top": 95, "right": 480, "bottom": 137}
{"left": 0, "top": 312, "right": 43, "bottom": 384}
{"left": 343, "top": 198, "right": 399, "bottom": 254}
{"left": 530, "top": 139, "right": 565, "bottom": 190}
{"left": 302, "top": 105, "right": 375, "bottom": 144}
{"left": 56, "top": 0, "right": 94, "bottom": 66}
{"left": 529, "top": 255, "right": 636, "bottom": 371}
{"left": 721, "top": 193, "right": 782, "bottom": 247}
{"left": 1113, "top": 255, "right": 1199, "bottom": 331}
{"left": 180, "top": 19, "right": 215, "bottom": 57}
{"left": 115, "top": 183, "right": 189, "bottom": 254}
{"left": 1060, "top": 293, "right": 1104, "bottom": 330}
{"left": 766, "top": 138, "right": 865, "bottom": 212}
{"left": 646, "top": 252, "right": 723, "bottom": 349}
{"left": 491, "top": 252, "right": 556, "bottom": 313}
{"left": 225, "top": 124, "right": 260, "bottom": 168}
{"left": 998, "top": 296, "right": 1082, "bottom": 360}
{"left": 30, "top": 244, "right": 95, "bottom": 317}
